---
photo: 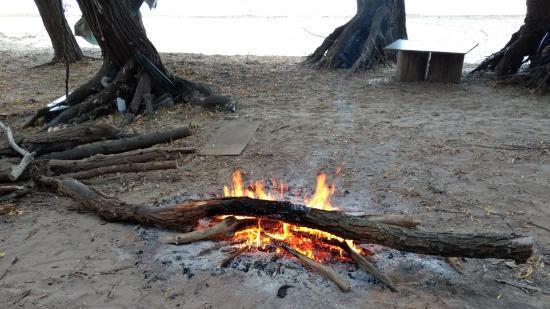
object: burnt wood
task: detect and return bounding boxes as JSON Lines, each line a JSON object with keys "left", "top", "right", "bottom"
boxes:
{"left": 43, "top": 177, "right": 533, "bottom": 263}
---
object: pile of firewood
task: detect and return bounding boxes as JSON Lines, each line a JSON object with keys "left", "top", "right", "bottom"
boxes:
{"left": 0, "top": 121, "right": 194, "bottom": 196}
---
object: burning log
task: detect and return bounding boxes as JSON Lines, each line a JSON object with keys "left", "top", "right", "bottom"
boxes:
{"left": 39, "top": 177, "right": 534, "bottom": 263}
{"left": 275, "top": 241, "right": 351, "bottom": 292}
{"left": 162, "top": 216, "right": 256, "bottom": 245}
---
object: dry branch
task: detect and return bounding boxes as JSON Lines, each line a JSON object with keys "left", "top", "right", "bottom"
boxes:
{"left": 162, "top": 216, "right": 256, "bottom": 245}
{"left": 277, "top": 242, "right": 351, "bottom": 292}
{"left": 0, "top": 124, "right": 123, "bottom": 157}
{"left": 0, "top": 121, "right": 35, "bottom": 181}
{"left": 64, "top": 161, "right": 177, "bottom": 180}
{"left": 41, "top": 127, "right": 191, "bottom": 160}
{"left": 336, "top": 239, "right": 397, "bottom": 292}
{"left": 40, "top": 177, "right": 533, "bottom": 263}
{"left": 48, "top": 147, "right": 195, "bottom": 174}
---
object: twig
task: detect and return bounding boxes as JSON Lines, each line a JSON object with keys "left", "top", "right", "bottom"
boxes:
{"left": 0, "top": 121, "right": 35, "bottom": 181}
{"left": 277, "top": 242, "right": 351, "bottom": 292}
{"left": 161, "top": 217, "right": 256, "bottom": 245}
{"left": 97, "top": 265, "right": 134, "bottom": 275}
{"left": 336, "top": 239, "right": 397, "bottom": 292}
{"left": 445, "top": 257, "right": 464, "bottom": 274}
{"left": 495, "top": 279, "right": 549, "bottom": 294}
{"left": 11, "top": 289, "right": 30, "bottom": 305}
{"left": 470, "top": 144, "right": 548, "bottom": 151}
{"left": 523, "top": 221, "right": 550, "bottom": 234}
{"left": 219, "top": 245, "right": 248, "bottom": 268}
{"left": 0, "top": 256, "right": 18, "bottom": 280}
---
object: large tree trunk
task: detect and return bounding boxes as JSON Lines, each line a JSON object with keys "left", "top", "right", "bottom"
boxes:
{"left": 34, "top": 0, "right": 83, "bottom": 63}
{"left": 473, "top": 0, "right": 550, "bottom": 93}
{"left": 27, "top": 0, "right": 212, "bottom": 128}
{"left": 305, "top": 0, "right": 407, "bottom": 72}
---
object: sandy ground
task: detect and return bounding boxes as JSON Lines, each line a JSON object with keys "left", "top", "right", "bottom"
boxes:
{"left": 0, "top": 43, "right": 549, "bottom": 309}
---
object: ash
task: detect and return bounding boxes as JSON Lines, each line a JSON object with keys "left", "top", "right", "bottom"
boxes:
{"left": 134, "top": 225, "right": 459, "bottom": 298}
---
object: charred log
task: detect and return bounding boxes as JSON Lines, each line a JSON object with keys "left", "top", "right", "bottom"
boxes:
{"left": 42, "top": 177, "right": 534, "bottom": 263}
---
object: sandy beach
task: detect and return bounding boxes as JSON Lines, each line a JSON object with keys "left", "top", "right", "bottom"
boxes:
{"left": 0, "top": 11, "right": 549, "bottom": 309}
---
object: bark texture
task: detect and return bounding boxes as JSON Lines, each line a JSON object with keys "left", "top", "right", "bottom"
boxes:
{"left": 34, "top": 0, "right": 83, "bottom": 63}
{"left": 473, "top": 0, "right": 550, "bottom": 93}
{"left": 45, "top": 177, "right": 534, "bottom": 264}
{"left": 305, "top": 0, "right": 407, "bottom": 72}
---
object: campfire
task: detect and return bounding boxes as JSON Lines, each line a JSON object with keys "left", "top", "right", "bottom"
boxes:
{"left": 40, "top": 171, "right": 533, "bottom": 293}
{"left": 221, "top": 170, "right": 365, "bottom": 263}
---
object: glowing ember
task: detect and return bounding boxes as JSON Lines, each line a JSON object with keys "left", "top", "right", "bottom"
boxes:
{"left": 222, "top": 170, "right": 363, "bottom": 261}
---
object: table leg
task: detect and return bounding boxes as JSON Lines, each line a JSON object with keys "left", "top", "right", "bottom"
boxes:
{"left": 427, "top": 52, "right": 465, "bottom": 83}
{"left": 395, "top": 50, "right": 430, "bottom": 82}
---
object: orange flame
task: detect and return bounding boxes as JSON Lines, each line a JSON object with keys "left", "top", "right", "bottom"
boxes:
{"left": 222, "top": 170, "right": 363, "bottom": 261}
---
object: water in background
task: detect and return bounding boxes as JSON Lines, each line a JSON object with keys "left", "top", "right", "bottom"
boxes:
{"left": 0, "top": 0, "right": 525, "bottom": 63}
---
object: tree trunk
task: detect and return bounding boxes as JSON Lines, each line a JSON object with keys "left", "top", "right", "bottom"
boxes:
{"left": 305, "top": 0, "right": 407, "bottom": 72}
{"left": 34, "top": 0, "right": 83, "bottom": 63}
{"left": 28, "top": 0, "right": 213, "bottom": 128}
{"left": 472, "top": 0, "right": 550, "bottom": 93}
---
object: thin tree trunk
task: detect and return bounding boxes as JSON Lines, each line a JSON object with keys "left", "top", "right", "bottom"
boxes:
{"left": 34, "top": 0, "right": 83, "bottom": 63}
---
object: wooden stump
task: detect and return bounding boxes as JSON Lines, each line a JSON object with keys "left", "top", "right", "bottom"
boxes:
{"left": 395, "top": 51, "right": 429, "bottom": 82}
{"left": 427, "top": 53, "right": 465, "bottom": 83}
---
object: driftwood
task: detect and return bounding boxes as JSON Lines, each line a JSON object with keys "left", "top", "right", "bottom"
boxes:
{"left": 0, "top": 121, "right": 35, "bottom": 181}
{"left": 48, "top": 147, "right": 195, "bottom": 174}
{"left": 276, "top": 242, "right": 351, "bottom": 292}
{"left": 40, "top": 177, "right": 533, "bottom": 263}
{"left": 41, "top": 127, "right": 191, "bottom": 160}
{"left": 64, "top": 161, "right": 177, "bottom": 180}
{"left": 162, "top": 216, "right": 256, "bottom": 245}
{"left": 0, "top": 124, "right": 122, "bottom": 157}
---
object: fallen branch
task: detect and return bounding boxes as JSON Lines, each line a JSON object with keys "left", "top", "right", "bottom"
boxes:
{"left": 495, "top": 279, "right": 549, "bottom": 295}
{"left": 0, "top": 121, "right": 35, "bottom": 181}
{"left": 40, "top": 177, "right": 534, "bottom": 263}
{"left": 0, "top": 124, "right": 123, "bottom": 157}
{"left": 47, "top": 147, "right": 195, "bottom": 174}
{"left": 41, "top": 127, "right": 191, "bottom": 160}
{"left": 64, "top": 161, "right": 177, "bottom": 180}
{"left": 162, "top": 216, "right": 256, "bottom": 245}
{"left": 277, "top": 242, "right": 351, "bottom": 292}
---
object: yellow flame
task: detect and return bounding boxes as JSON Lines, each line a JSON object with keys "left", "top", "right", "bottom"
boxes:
{"left": 222, "top": 170, "right": 363, "bottom": 261}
